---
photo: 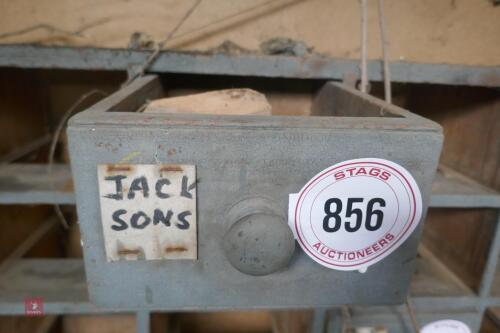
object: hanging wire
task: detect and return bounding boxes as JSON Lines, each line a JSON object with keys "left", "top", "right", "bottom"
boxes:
{"left": 377, "top": 0, "right": 416, "bottom": 330}
{"left": 123, "top": 0, "right": 202, "bottom": 86}
{"left": 49, "top": 0, "right": 203, "bottom": 229}
{"left": 47, "top": 0, "right": 202, "bottom": 229}
{"left": 377, "top": 0, "right": 392, "bottom": 104}
{"left": 48, "top": 89, "right": 108, "bottom": 229}
{"left": 359, "top": 0, "right": 368, "bottom": 94}
{"left": 358, "top": 2, "right": 414, "bottom": 332}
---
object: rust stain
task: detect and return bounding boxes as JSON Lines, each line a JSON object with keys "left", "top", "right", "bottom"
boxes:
{"left": 167, "top": 148, "right": 176, "bottom": 156}
{"left": 118, "top": 248, "right": 141, "bottom": 255}
{"left": 160, "top": 165, "right": 183, "bottom": 172}
{"left": 107, "top": 164, "right": 132, "bottom": 173}
{"left": 165, "top": 246, "right": 188, "bottom": 253}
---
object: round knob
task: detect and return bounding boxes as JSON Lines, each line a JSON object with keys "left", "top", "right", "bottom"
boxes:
{"left": 223, "top": 198, "right": 295, "bottom": 276}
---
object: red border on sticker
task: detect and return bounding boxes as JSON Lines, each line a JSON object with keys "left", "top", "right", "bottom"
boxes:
{"left": 307, "top": 175, "right": 401, "bottom": 252}
{"left": 293, "top": 159, "right": 420, "bottom": 269}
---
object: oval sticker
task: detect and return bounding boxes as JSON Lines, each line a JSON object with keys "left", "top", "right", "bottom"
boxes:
{"left": 289, "top": 158, "right": 423, "bottom": 271}
{"left": 421, "top": 320, "right": 471, "bottom": 333}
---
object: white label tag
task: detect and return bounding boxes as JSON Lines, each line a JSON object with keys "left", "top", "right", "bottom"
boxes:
{"left": 421, "top": 320, "right": 471, "bottom": 333}
{"left": 97, "top": 164, "right": 197, "bottom": 261}
{"left": 289, "top": 158, "right": 422, "bottom": 271}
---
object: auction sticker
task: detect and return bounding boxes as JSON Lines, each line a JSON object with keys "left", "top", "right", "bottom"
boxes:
{"left": 289, "top": 158, "right": 422, "bottom": 271}
{"left": 421, "top": 320, "right": 471, "bottom": 333}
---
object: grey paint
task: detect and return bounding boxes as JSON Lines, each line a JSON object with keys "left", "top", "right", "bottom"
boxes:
{"left": 0, "top": 258, "right": 485, "bottom": 313}
{"left": 222, "top": 196, "right": 295, "bottom": 275}
{"left": 0, "top": 45, "right": 499, "bottom": 87}
{"left": 0, "top": 163, "right": 75, "bottom": 204}
{"left": 430, "top": 170, "right": 500, "bottom": 208}
{"left": 0, "top": 163, "right": 497, "bottom": 207}
{"left": 136, "top": 311, "right": 150, "bottom": 333}
{"left": 67, "top": 75, "right": 443, "bottom": 309}
{"left": 330, "top": 307, "right": 482, "bottom": 333}
{"left": 0, "top": 47, "right": 496, "bottom": 332}
{"left": 223, "top": 212, "right": 295, "bottom": 276}
{"left": 479, "top": 213, "right": 500, "bottom": 303}
{"left": 429, "top": 194, "right": 500, "bottom": 208}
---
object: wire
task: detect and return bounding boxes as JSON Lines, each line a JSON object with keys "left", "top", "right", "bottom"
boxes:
{"left": 377, "top": 0, "right": 392, "bottom": 104}
{"left": 48, "top": 89, "right": 108, "bottom": 229}
{"left": 0, "top": 23, "right": 84, "bottom": 40}
{"left": 167, "top": 0, "right": 303, "bottom": 49}
{"left": 49, "top": 1, "right": 200, "bottom": 228}
{"left": 359, "top": 0, "right": 368, "bottom": 94}
{"left": 123, "top": 0, "right": 202, "bottom": 86}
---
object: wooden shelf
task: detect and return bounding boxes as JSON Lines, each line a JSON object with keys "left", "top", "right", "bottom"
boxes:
{"left": 491, "top": 263, "right": 500, "bottom": 298}
{"left": 430, "top": 166, "right": 500, "bottom": 208}
{"left": 0, "top": 250, "right": 478, "bottom": 315}
{"left": 0, "top": 163, "right": 498, "bottom": 208}
{"left": 0, "top": 164, "right": 75, "bottom": 204}
{"left": 486, "top": 307, "right": 500, "bottom": 327}
{"left": 1, "top": 45, "right": 499, "bottom": 87}
{"left": 411, "top": 246, "right": 474, "bottom": 298}
{"left": 0, "top": 259, "right": 94, "bottom": 314}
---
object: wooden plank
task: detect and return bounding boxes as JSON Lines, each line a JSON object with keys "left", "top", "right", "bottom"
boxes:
{"left": 0, "top": 161, "right": 497, "bottom": 207}
{"left": 491, "top": 264, "right": 500, "bottom": 297}
{"left": 411, "top": 85, "right": 500, "bottom": 191}
{"left": 0, "top": 1, "right": 499, "bottom": 67}
{"left": 410, "top": 246, "right": 474, "bottom": 297}
{"left": 0, "top": 259, "right": 87, "bottom": 307}
{"left": 0, "top": 217, "right": 57, "bottom": 274}
{"left": 1, "top": 45, "right": 499, "bottom": 88}
{"left": 144, "top": 89, "right": 272, "bottom": 115}
{"left": 63, "top": 315, "right": 136, "bottom": 333}
{"left": 0, "top": 315, "right": 57, "bottom": 333}
{"left": 0, "top": 253, "right": 478, "bottom": 315}
{"left": 0, "top": 68, "right": 49, "bottom": 157}
{"left": 0, "top": 258, "right": 134, "bottom": 314}
{"left": 487, "top": 307, "right": 500, "bottom": 323}
{"left": 0, "top": 134, "right": 51, "bottom": 164}
{"left": 176, "top": 311, "right": 273, "bottom": 333}
{"left": 0, "top": 164, "right": 74, "bottom": 204}
{"left": 411, "top": 84, "right": 500, "bottom": 303}
{"left": 422, "top": 208, "right": 497, "bottom": 291}
{"left": 430, "top": 165, "right": 500, "bottom": 208}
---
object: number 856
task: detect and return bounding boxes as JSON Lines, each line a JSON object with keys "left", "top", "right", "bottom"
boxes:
{"left": 323, "top": 198, "right": 386, "bottom": 233}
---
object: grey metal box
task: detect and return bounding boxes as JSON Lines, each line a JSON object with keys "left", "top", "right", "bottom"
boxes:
{"left": 67, "top": 75, "right": 442, "bottom": 310}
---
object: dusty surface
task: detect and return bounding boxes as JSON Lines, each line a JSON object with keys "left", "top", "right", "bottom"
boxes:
{"left": 0, "top": 0, "right": 499, "bottom": 66}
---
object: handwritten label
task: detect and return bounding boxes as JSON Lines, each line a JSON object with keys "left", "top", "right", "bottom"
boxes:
{"left": 97, "top": 164, "right": 197, "bottom": 261}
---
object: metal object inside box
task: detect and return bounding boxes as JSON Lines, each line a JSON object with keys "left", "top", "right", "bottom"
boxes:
{"left": 67, "top": 75, "right": 442, "bottom": 310}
